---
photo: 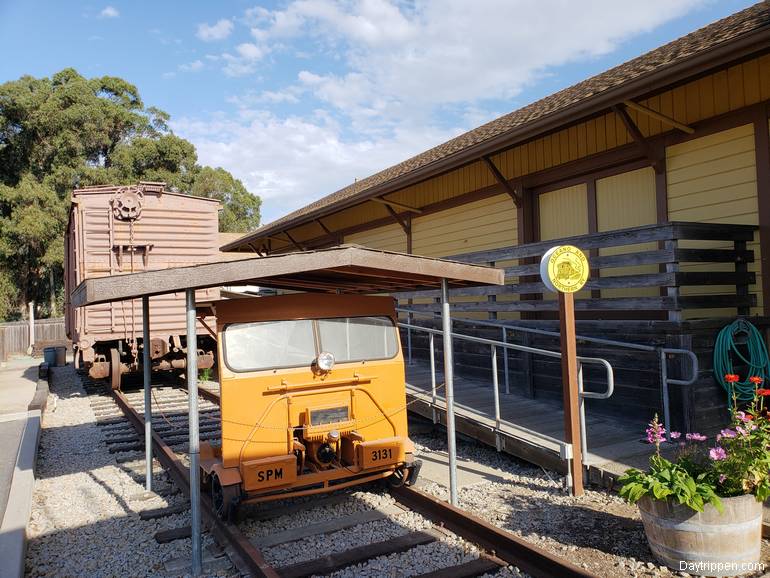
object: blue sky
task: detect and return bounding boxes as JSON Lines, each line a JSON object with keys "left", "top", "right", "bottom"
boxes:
{"left": 0, "top": 0, "right": 758, "bottom": 222}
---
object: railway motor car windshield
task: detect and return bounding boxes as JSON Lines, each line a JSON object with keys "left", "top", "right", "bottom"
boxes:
{"left": 223, "top": 315, "right": 398, "bottom": 372}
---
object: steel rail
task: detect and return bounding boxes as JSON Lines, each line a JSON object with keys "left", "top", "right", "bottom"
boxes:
{"left": 170, "top": 385, "right": 592, "bottom": 577}
{"left": 109, "top": 388, "right": 278, "bottom": 578}
{"left": 390, "top": 485, "right": 595, "bottom": 578}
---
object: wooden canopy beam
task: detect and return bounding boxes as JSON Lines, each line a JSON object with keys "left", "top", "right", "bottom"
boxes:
{"left": 371, "top": 197, "right": 423, "bottom": 214}
{"left": 613, "top": 104, "right": 664, "bottom": 174}
{"left": 623, "top": 100, "right": 694, "bottom": 134}
{"left": 482, "top": 156, "right": 521, "bottom": 207}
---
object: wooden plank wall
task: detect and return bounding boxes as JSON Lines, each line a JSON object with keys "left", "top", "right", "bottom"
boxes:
{"left": 0, "top": 318, "right": 66, "bottom": 362}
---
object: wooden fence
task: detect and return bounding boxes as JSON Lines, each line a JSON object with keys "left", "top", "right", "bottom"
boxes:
{"left": 0, "top": 317, "right": 66, "bottom": 362}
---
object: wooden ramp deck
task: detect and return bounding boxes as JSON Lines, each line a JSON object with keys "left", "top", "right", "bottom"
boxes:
{"left": 405, "top": 360, "right": 658, "bottom": 486}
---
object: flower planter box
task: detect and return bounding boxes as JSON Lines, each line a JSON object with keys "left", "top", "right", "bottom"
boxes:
{"left": 638, "top": 494, "right": 762, "bottom": 576}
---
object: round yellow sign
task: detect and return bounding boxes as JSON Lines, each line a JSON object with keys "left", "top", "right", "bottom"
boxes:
{"left": 539, "top": 245, "right": 589, "bottom": 293}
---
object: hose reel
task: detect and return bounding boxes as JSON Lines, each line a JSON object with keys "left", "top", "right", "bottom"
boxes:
{"left": 713, "top": 318, "right": 770, "bottom": 408}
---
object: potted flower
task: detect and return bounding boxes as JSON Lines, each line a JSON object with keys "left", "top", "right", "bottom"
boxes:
{"left": 618, "top": 376, "right": 770, "bottom": 576}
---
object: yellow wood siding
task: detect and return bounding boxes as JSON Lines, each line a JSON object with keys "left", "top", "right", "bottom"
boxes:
{"left": 345, "top": 222, "right": 406, "bottom": 252}
{"left": 666, "top": 123, "right": 762, "bottom": 317}
{"left": 411, "top": 194, "right": 518, "bottom": 319}
{"left": 538, "top": 184, "right": 588, "bottom": 241}
{"left": 596, "top": 167, "right": 658, "bottom": 298}
{"left": 412, "top": 194, "right": 518, "bottom": 258}
{"left": 538, "top": 184, "right": 589, "bottom": 301}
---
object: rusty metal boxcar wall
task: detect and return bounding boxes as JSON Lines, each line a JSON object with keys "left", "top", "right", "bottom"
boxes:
{"left": 64, "top": 181, "right": 220, "bottom": 384}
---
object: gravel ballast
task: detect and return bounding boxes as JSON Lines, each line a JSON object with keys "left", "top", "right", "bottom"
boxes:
{"left": 25, "top": 366, "right": 223, "bottom": 578}
{"left": 412, "top": 430, "right": 770, "bottom": 578}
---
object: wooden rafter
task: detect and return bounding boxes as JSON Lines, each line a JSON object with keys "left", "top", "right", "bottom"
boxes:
{"left": 384, "top": 205, "right": 410, "bottom": 235}
{"left": 315, "top": 218, "right": 334, "bottom": 237}
{"left": 613, "top": 104, "right": 663, "bottom": 173}
{"left": 623, "top": 100, "right": 694, "bottom": 134}
{"left": 371, "top": 197, "right": 423, "bottom": 214}
{"left": 481, "top": 156, "right": 521, "bottom": 207}
{"left": 283, "top": 231, "right": 305, "bottom": 251}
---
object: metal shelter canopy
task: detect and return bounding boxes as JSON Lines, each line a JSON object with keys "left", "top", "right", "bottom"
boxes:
{"left": 70, "top": 244, "right": 503, "bottom": 307}
{"left": 70, "top": 244, "right": 503, "bottom": 576}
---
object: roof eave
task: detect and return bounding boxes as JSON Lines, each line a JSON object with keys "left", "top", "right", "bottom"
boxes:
{"left": 222, "top": 21, "right": 770, "bottom": 252}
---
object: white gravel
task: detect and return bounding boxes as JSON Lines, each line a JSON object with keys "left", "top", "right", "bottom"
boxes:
{"left": 25, "top": 366, "right": 224, "bottom": 578}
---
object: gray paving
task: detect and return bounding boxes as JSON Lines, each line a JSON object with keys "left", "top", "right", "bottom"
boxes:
{"left": 0, "top": 356, "right": 43, "bottom": 578}
{"left": 0, "top": 420, "right": 24, "bottom": 522}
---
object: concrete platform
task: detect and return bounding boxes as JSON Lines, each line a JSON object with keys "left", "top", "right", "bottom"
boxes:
{"left": 0, "top": 356, "right": 49, "bottom": 578}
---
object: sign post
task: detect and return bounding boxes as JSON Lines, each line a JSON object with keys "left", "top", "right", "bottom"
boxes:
{"left": 540, "top": 245, "right": 588, "bottom": 497}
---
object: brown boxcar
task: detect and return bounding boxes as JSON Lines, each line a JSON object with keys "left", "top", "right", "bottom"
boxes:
{"left": 65, "top": 181, "right": 219, "bottom": 388}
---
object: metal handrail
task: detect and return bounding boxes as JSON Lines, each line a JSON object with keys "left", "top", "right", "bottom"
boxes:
{"left": 398, "top": 307, "right": 698, "bottom": 440}
{"left": 398, "top": 321, "right": 615, "bottom": 466}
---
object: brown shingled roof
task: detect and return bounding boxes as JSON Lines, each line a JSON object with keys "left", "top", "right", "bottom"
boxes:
{"left": 224, "top": 2, "right": 770, "bottom": 251}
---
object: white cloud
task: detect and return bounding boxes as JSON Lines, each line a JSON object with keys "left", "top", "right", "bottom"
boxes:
{"left": 181, "top": 0, "right": 707, "bottom": 222}
{"left": 196, "top": 18, "right": 233, "bottom": 42}
{"left": 251, "top": 0, "right": 706, "bottom": 131}
{"left": 98, "top": 5, "right": 119, "bottom": 18}
{"left": 220, "top": 42, "right": 265, "bottom": 76}
{"left": 174, "top": 111, "right": 460, "bottom": 222}
{"left": 179, "top": 60, "right": 204, "bottom": 72}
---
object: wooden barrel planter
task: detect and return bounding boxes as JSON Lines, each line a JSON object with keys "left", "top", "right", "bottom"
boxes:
{"left": 638, "top": 494, "right": 762, "bottom": 576}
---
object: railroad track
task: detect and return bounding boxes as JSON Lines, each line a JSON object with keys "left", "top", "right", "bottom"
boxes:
{"left": 81, "top": 375, "right": 593, "bottom": 578}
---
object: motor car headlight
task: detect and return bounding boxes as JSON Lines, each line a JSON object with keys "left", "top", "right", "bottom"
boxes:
{"left": 316, "top": 351, "right": 335, "bottom": 372}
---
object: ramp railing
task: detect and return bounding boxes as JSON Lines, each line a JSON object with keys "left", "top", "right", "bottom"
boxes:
{"left": 398, "top": 318, "right": 614, "bottom": 482}
{"left": 398, "top": 308, "right": 698, "bottom": 448}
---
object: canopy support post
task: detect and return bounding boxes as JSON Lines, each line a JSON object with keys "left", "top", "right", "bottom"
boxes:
{"left": 142, "top": 296, "right": 152, "bottom": 492}
{"left": 440, "top": 278, "right": 458, "bottom": 506}
{"left": 186, "top": 289, "right": 202, "bottom": 576}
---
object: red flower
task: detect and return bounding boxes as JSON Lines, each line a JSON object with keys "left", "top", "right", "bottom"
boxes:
{"left": 756, "top": 388, "right": 770, "bottom": 396}
{"left": 750, "top": 376, "right": 764, "bottom": 385}
{"left": 725, "top": 374, "right": 741, "bottom": 384}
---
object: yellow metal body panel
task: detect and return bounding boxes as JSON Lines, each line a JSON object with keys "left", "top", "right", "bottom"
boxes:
{"left": 241, "top": 454, "right": 297, "bottom": 492}
{"left": 358, "top": 437, "right": 405, "bottom": 469}
{"left": 215, "top": 294, "right": 410, "bottom": 488}
{"left": 666, "top": 123, "right": 761, "bottom": 317}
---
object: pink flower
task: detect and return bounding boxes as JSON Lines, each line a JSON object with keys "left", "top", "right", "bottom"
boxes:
{"left": 645, "top": 418, "right": 666, "bottom": 444}
{"left": 718, "top": 428, "right": 737, "bottom": 440}
{"left": 736, "top": 411, "right": 752, "bottom": 423}
{"left": 669, "top": 431, "right": 681, "bottom": 439}
{"left": 719, "top": 474, "right": 727, "bottom": 483}
{"left": 709, "top": 447, "right": 728, "bottom": 461}
{"left": 686, "top": 432, "right": 707, "bottom": 442}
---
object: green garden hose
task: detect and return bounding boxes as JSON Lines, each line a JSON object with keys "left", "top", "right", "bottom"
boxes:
{"left": 713, "top": 318, "right": 770, "bottom": 407}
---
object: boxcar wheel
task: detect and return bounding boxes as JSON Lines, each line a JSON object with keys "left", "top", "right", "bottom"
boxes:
{"left": 109, "top": 348, "right": 122, "bottom": 391}
{"left": 211, "top": 474, "right": 239, "bottom": 522}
